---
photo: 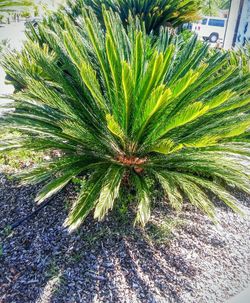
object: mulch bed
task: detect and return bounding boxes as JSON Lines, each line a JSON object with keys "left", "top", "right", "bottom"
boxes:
{"left": 0, "top": 174, "right": 249, "bottom": 303}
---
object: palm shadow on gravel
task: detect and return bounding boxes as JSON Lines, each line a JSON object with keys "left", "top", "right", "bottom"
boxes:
{"left": 0, "top": 174, "right": 249, "bottom": 303}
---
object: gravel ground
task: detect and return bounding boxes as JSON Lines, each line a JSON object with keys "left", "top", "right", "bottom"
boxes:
{"left": 0, "top": 173, "right": 250, "bottom": 303}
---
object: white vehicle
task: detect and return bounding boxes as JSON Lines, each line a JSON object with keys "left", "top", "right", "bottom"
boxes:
{"left": 193, "top": 16, "right": 227, "bottom": 43}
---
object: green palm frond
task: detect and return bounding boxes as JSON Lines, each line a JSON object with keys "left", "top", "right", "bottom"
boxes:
{"left": 1, "top": 8, "right": 250, "bottom": 230}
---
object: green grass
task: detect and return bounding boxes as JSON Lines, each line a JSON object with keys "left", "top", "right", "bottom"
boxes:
{"left": 146, "top": 216, "right": 185, "bottom": 244}
{"left": 0, "top": 130, "right": 47, "bottom": 173}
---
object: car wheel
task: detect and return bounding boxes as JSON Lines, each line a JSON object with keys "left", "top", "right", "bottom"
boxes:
{"left": 209, "top": 33, "right": 219, "bottom": 43}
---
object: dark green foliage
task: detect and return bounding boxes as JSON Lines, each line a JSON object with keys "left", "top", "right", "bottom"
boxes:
{"left": 66, "top": 0, "right": 202, "bottom": 33}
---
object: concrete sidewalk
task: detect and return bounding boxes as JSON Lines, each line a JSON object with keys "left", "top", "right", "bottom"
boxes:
{"left": 0, "top": 21, "right": 26, "bottom": 50}
{"left": 0, "top": 65, "right": 13, "bottom": 115}
{"left": 227, "top": 286, "right": 250, "bottom": 303}
{"left": 0, "top": 22, "right": 25, "bottom": 113}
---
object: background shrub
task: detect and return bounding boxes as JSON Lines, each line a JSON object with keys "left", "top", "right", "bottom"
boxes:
{"left": 65, "top": 0, "right": 202, "bottom": 33}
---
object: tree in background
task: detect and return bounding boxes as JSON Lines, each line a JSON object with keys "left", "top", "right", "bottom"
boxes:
{"left": 202, "top": 0, "right": 231, "bottom": 16}
{"left": 34, "top": 4, "right": 39, "bottom": 16}
{"left": 0, "top": 0, "right": 34, "bottom": 13}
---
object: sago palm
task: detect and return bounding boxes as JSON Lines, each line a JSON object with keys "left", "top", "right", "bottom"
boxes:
{"left": 1, "top": 9, "right": 250, "bottom": 230}
{"left": 202, "top": 0, "right": 230, "bottom": 16}
{"left": 66, "top": 0, "right": 201, "bottom": 33}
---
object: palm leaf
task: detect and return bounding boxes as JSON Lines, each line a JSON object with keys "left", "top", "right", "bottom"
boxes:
{"left": 94, "top": 165, "right": 123, "bottom": 220}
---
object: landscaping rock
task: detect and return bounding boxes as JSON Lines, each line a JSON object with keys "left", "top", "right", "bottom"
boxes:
{"left": 0, "top": 174, "right": 249, "bottom": 303}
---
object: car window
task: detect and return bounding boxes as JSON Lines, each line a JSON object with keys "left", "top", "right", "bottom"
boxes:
{"left": 201, "top": 19, "right": 207, "bottom": 25}
{"left": 208, "top": 19, "right": 225, "bottom": 27}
